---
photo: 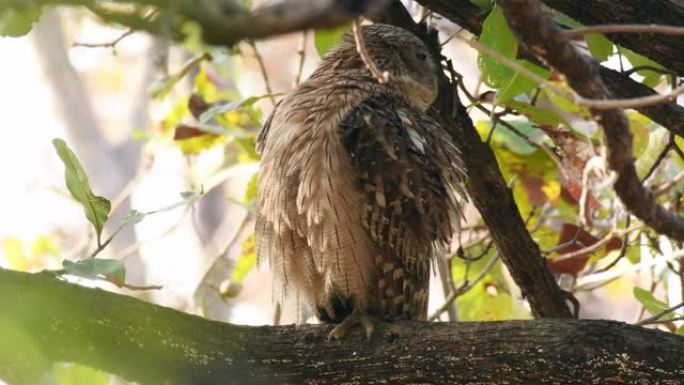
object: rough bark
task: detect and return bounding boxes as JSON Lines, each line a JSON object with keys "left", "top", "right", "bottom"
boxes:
{"left": 1, "top": 268, "right": 683, "bottom": 385}
{"left": 376, "top": 1, "right": 575, "bottom": 319}
{"left": 414, "top": 0, "right": 684, "bottom": 138}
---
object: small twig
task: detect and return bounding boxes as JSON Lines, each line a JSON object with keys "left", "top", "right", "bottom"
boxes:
{"left": 292, "top": 30, "right": 308, "bottom": 88}
{"left": 551, "top": 227, "right": 641, "bottom": 262}
{"left": 110, "top": 152, "right": 154, "bottom": 215}
{"left": 112, "top": 204, "right": 193, "bottom": 261}
{"left": 638, "top": 316, "right": 684, "bottom": 326}
{"left": 635, "top": 302, "right": 684, "bottom": 326}
{"left": 73, "top": 28, "right": 135, "bottom": 52}
{"left": 352, "top": 19, "right": 389, "bottom": 84}
{"left": 53, "top": 269, "right": 163, "bottom": 291}
{"left": 652, "top": 170, "right": 684, "bottom": 197}
{"left": 121, "top": 282, "right": 164, "bottom": 291}
{"left": 194, "top": 213, "right": 253, "bottom": 301}
{"left": 579, "top": 156, "right": 607, "bottom": 227}
{"left": 642, "top": 134, "right": 674, "bottom": 183}
{"left": 248, "top": 40, "right": 276, "bottom": 107}
{"left": 563, "top": 24, "right": 684, "bottom": 40}
{"left": 543, "top": 226, "right": 582, "bottom": 255}
{"left": 428, "top": 254, "right": 499, "bottom": 321}
{"left": 622, "top": 65, "right": 676, "bottom": 78}
{"left": 594, "top": 217, "right": 632, "bottom": 274}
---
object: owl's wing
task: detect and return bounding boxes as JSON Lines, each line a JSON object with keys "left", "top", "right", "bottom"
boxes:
{"left": 339, "top": 93, "right": 466, "bottom": 269}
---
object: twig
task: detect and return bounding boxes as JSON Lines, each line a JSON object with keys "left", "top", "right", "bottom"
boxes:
{"left": 593, "top": 217, "right": 632, "bottom": 274}
{"left": 652, "top": 170, "right": 684, "bottom": 196}
{"left": 248, "top": 40, "right": 276, "bottom": 107}
{"left": 635, "top": 302, "right": 684, "bottom": 326}
{"left": 112, "top": 204, "right": 193, "bottom": 261}
{"left": 563, "top": 24, "right": 684, "bottom": 40}
{"left": 352, "top": 19, "right": 389, "bottom": 84}
{"left": 292, "top": 30, "right": 308, "bottom": 88}
{"left": 579, "top": 156, "right": 607, "bottom": 227}
{"left": 641, "top": 133, "right": 674, "bottom": 183}
{"left": 194, "top": 213, "right": 253, "bottom": 300}
{"left": 110, "top": 152, "right": 154, "bottom": 215}
{"left": 551, "top": 227, "right": 640, "bottom": 262}
{"left": 428, "top": 254, "right": 499, "bottom": 321}
{"left": 73, "top": 28, "right": 135, "bottom": 52}
{"left": 623, "top": 65, "right": 676, "bottom": 78}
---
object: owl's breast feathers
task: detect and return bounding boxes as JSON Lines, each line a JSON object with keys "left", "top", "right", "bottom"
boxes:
{"left": 256, "top": 79, "right": 465, "bottom": 322}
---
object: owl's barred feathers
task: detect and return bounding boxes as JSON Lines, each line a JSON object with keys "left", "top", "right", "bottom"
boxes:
{"left": 256, "top": 24, "right": 465, "bottom": 323}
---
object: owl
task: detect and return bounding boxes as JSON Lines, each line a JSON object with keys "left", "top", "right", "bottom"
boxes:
{"left": 256, "top": 23, "right": 465, "bottom": 339}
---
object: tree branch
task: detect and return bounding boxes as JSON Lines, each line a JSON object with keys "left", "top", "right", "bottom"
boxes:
{"left": 500, "top": 0, "right": 684, "bottom": 241}
{"left": 375, "top": 1, "right": 574, "bottom": 318}
{"left": 2, "top": 268, "right": 684, "bottom": 384}
{"left": 539, "top": 0, "right": 684, "bottom": 76}
{"left": 414, "top": 0, "right": 684, "bottom": 138}
{"left": 4, "top": 0, "right": 390, "bottom": 46}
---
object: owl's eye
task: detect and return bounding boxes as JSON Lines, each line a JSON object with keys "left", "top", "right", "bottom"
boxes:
{"left": 416, "top": 52, "right": 427, "bottom": 61}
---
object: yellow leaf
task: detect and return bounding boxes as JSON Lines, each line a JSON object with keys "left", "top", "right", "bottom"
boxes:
{"left": 2, "top": 237, "right": 28, "bottom": 270}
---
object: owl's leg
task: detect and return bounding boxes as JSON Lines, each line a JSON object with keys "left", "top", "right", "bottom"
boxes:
{"left": 327, "top": 307, "right": 379, "bottom": 340}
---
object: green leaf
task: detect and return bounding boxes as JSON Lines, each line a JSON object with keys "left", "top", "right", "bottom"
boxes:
{"left": 198, "top": 94, "right": 282, "bottom": 125}
{"left": 627, "top": 113, "right": 651, "bottom": 158}
{"left": 63, "top": 259, "right": 126, "bottom": 287}
{"left": 478, "top": 5, "right": 518, "bottom": 88}
{"left": 453, "top": 256, "right": 524, "bottom": 321}
{"left": 314, "top": 23, "right": 351, "bottom": 57}
{"left": 495, "top": 60, "right": 550, "bottom": 103}
{"left": 622, "top": 48, "right": 664, "bottom": 88}
{"left": 477, "top": 120, "right": 541, "bottom": 155}
{"left": 470, "top": 0, "right": 494, "bottom": 11}
{"left": 634, "top": 287, "right": 672, "bottom": 320}
{"left": 503, "top": 100, "right": 568, "bottom": 127}
{"left": 149, "top": 52, "right": 212, "bottom": 99}
{"left": 540, "top": 89, "right": 592, "bottom": 120}
{"left": 52, "top": 139, "right": 111, "bottom": 245}
{"left": 0, "top": 6, "right": 42, "bottom": 37}
{"left": 52, "top": 363, "right": 110, "bottom": 385}
{"left": 120, "top": 210, "right": 146, "bottom": 228}
{"left": 585, "top": 34, "right": 614, "bottom": 62}
{"left": 678, "top": 325, "right": 684, "bottom": 336}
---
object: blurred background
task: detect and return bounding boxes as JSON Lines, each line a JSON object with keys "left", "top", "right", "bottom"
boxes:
{"left": 1, "top": 1, "right": 682, "bottom": 382}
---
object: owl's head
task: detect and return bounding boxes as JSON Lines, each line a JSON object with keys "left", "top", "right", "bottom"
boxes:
{"left": 318, "top": 23, "right": 439, "bottom": 110}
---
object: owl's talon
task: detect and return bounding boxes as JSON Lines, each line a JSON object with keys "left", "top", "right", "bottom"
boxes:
{"left": 327, "top": 309, "right": 378, "bottom": 341}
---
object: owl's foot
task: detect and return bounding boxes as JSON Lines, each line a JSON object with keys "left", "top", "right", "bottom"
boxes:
{"left": 327, "top": 308, "right": 378, "bottom": 341}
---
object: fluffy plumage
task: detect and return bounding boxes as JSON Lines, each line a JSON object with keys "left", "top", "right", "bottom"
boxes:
{"left": 256, "top": 24, "right": 465, "bottom": 326}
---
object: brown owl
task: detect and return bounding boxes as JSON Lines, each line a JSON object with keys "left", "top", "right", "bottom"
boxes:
{"left": 256, "top": 23, "right": 465, "bottom": 339}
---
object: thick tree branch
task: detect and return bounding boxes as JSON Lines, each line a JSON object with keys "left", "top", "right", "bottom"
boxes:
{"left": 2, "top": 0, "right": 390, "bottom": 46}
{"left": 2, "top": 268, "right": 684, "bottom": 384}
{"left": 415, "top": 0, "right": 684, "bottom": 138}
{"left": 539, "top": 0, "right": 684, "bottom": 76}
{"left": 499, "top": 0, "right": 684, "bottom": 241}
{"left": 375, "top": 2, "right": 574, "bottom": 318}
{"left": 416, "top": 0, "right": 684, "bottom": 76}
